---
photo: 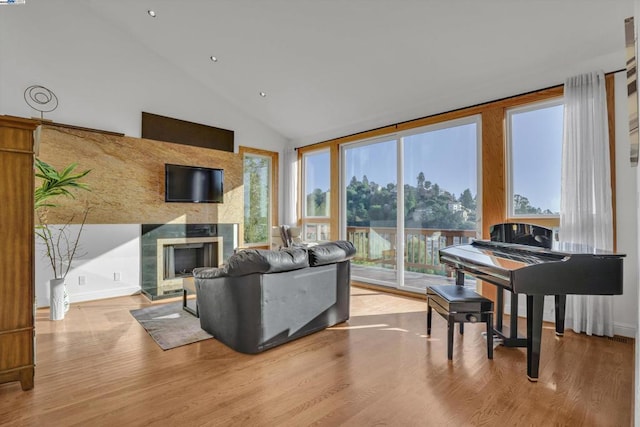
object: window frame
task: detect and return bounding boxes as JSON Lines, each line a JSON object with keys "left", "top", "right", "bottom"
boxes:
{"left": 239, "top": 146, "right": 278, "bottom": 248}
{"left": 339, "top": 114, "right": 482, "bottom": 293}
{"left": 298, "top": 148, "right": 332, "bottom": 242}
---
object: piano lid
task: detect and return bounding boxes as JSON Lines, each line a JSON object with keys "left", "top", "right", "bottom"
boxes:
{"left": 439, "top": 241, "right": 568, "bottom": 275}
{"left": 475, "top": 239, "right": 624, "bottom": 258}
{"left": 440, "top": 240, "right": 624, "bottom": 275}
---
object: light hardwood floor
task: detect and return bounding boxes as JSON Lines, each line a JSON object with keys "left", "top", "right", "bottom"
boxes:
{"left": 0, "top": 287, "right": 633, "bottom": 426}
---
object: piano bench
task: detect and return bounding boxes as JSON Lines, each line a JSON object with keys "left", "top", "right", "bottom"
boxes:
{"left": 426, "top": 285, "right": 494, "bottom": 360}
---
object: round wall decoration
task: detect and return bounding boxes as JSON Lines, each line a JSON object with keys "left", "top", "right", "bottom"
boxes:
{"left": 24, "top": 85, "right": 58, "bottom": 119}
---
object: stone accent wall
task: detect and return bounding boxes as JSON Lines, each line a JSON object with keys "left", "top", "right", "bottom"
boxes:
{"left": 36, "top": 125, "right": 244, "bottom": 229}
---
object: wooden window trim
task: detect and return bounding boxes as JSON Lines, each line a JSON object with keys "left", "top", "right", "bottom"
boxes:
{"left": 239, "top": 146, "right": 279, "bottom": 244}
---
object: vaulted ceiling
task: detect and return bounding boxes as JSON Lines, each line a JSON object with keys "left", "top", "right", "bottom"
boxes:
{"left": 8, "top": 1, "right": 638, "bottom": 145}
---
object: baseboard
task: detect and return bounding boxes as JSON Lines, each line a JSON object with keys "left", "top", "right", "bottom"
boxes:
{"left": 612, "top": 323, "right": 636, "bottom": 338}
{"left": 71, "top": 285, "right": 141, "bottom": 304}
{"left": 37, "top": 285, "right": 142, "bottom": 307}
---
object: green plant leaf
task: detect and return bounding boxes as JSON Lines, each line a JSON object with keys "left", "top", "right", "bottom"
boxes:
{"left": 34, "top": 158, "right": 91, "bottom": 210}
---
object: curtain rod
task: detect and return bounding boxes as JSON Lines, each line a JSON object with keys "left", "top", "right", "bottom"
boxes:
{"left": 296, "top": 67, "right": 626, "bottom": 150}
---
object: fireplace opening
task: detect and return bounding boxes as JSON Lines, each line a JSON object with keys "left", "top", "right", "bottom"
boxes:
{"left": 155, "top": 236, "right": 223, "bottom": 296}
{"left": 163, "top": 242, "right": 216, "bottom": 279}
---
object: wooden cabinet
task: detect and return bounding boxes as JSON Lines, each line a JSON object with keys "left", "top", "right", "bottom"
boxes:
{"left": 0, "top": 116, "right": 38, "bottom": 390}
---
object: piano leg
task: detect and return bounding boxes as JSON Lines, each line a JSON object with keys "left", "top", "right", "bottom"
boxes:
{"left": 555, "top": 295, "right": 566, "bottom": 336}
{"left": 493, "top": 289, "right": 527, "bottom": 347}
{"left": 526, "top": 294, "right": 544, "bottom": 382}
{"left": 456, "top": 270, "right": 465, "bottom": 335}
{"left": 510, "top": 292, "right": 519, "bottom": 339}
{"left": 487, "top": 312, "right": 494, "bottom": 359}
{"left": 496, "top": 288, "right": 504, "bottom": 332}
{"left": 447, "top": 314, "right": 454, "bottom": 360}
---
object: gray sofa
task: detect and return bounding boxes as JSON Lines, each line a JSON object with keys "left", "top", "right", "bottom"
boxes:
{"left": 192, "top": 240, "right": 356, "bottom": 354}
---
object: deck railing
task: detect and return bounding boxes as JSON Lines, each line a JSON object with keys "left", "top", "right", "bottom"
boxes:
{"left": 346, "top": 226, "right": 476, "bottom": 274}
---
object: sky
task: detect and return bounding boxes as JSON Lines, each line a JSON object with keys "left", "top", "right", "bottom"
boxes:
{"left": 306, "top": 107, "right": 562, "bottom": 212}
{"left": 344, "top": 123, "right": 478, "bottom": 198}
{"left": 510, "top": 103, "right": 563, "bottom": 213}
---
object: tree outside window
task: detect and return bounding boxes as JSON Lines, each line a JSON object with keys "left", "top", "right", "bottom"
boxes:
{"left": 244, "top": 154, "right": 271, "bottom": 244}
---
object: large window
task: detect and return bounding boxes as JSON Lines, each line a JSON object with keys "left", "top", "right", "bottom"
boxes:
{"left": 344, "top": 138, "right": 399, "bottom": 287}
{"left": 342, "top": 116, "right": 480, "bottom": 292}
{"left": 507, "top": 99, "right": 563, "bottom": 217}
{"left": 301, "top": 149, "right": 331, "bottom": 241}
{"left": 243, "top": 152, "right": 272, "bottom": 246}
{"left": 303, "top": 150, "right": 330, "bottom": 217}
{"left": 297, "top": 75, "right": 615, "bottom": 295}
{"left": 403, "top": 119, "right": 479, "bottom": 287}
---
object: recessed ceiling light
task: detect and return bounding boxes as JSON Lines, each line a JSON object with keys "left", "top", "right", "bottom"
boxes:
{"left": 147, "top": 10, "right": 156, "bottom": 17}
{"left": 259, "top": 91, "right": 267, "bottom": 98}
{"left": 210, "top": 56, "right": 218, "bottom": 62}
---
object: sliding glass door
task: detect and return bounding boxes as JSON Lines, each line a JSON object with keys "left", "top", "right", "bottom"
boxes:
{"left": 344, "top": 138, "right": 398, "bottom": 287}
{"left": 342, "top": 116, "right": 480, "bottom": 292}
{"left": 401, "top": 118, "right": 480, "bottom": 292}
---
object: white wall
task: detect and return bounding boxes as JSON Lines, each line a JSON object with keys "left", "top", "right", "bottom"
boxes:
{"left": 0, "top": 0, "right": 288, "bottom": 153}
{"left": 613, "top": 71, "right": 639, "bottom": 337}
{"left": 35, "top": 224, "right": 140, "bottom": 307}
{"left": 633, "top": 5, "right": 640, "bottom": 426}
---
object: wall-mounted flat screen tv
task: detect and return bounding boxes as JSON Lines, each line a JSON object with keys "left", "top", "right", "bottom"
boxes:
{"left": 165, "top": 164, "right": 224, "bottom": 203}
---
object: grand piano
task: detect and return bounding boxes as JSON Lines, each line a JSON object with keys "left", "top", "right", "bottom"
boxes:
{"left": 439, "top": 222, "right": 625, "bottom": 381}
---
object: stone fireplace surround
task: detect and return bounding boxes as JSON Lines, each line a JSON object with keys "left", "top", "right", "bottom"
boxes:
{"left": 141, "top": 223, "right": 238, "bottom": 300}
{"left": 157, "top": 236, "right": 223, "bottom": 296}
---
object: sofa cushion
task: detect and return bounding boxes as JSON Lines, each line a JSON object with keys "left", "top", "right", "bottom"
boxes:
{"left": 225, "top": 250, "right": 270, "bottom": 276}
{"left": 193, "top": 265, "right": 229, "bottom": 279}
{"left": 262, "top": 247, "right": 309, "bottom": 273}
{"left": 307, "top": 240, "right": 356, "bottom": 266}
{"left": 225, "top": 247, "right": 309, "bottom": 277}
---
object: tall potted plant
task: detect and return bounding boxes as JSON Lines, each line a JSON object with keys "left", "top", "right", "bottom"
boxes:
{"left": 34, "top": 158, "right": 91, "bottom": 320}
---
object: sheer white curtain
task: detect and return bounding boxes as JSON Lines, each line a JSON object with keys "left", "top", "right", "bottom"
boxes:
{"left": 282, "top": 144, "right": 298, "bottom": 226}
{"left": 560, "top": 70, "right": 614, "bottom": 336}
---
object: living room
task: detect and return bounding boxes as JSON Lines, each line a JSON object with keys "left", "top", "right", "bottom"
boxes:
{"left": 1, "top": 1, "right": 639, "bottom": 425}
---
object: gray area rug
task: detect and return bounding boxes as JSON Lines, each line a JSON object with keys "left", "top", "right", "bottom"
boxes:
{"left": 130, "top": 302, "right": 212, "bottom": 350}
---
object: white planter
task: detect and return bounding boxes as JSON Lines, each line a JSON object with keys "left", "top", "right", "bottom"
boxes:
{"left": 49, "top": 278, "right": 65, "bottom": 320}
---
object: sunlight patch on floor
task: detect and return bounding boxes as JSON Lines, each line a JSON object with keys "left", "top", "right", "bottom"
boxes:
{"left": 329, "top": 323, "right": 389, "bottom": 330}
{"left": 350, "top": 287, "right": 426, "bottom": 317}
